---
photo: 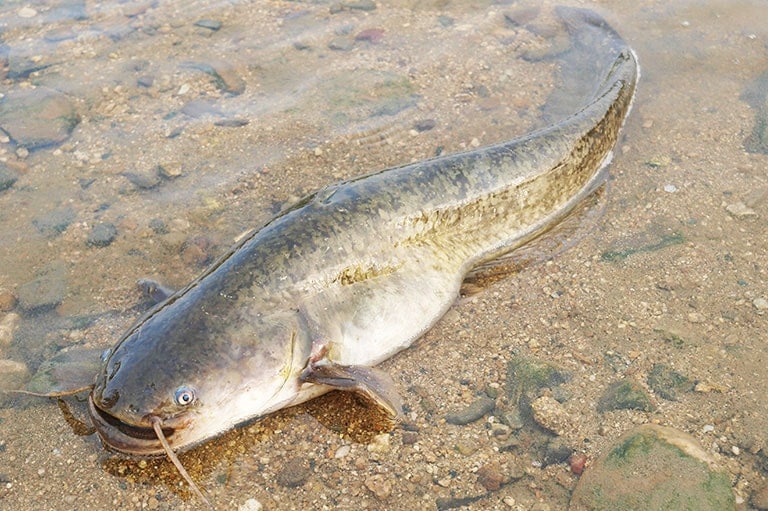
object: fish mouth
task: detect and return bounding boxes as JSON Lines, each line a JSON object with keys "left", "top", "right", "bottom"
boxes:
{"left": 88, "top": 395, "right": 180, "bottom": 456}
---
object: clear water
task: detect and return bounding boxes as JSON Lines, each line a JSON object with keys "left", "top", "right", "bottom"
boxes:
{"left": 0, "top": 1, "right": 766, "bottom": 510}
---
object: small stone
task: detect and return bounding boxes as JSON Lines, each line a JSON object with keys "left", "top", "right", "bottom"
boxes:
{"left": 18, "top": 6, "right": 38, "bottom": 18}
{"left": 570, "top": 453, "right": 587, "bottom": 475}
{"left": 0, "top": 164, "right": 18, "bottom": 192}
{"left": 275, "top": 457, "right": 311, "bottom": 488}
{"left": 123, "top": 169, "right": 161, "bottom": 190}
{"left": 17, "top": 260, "right": 68, "bottom": 313}
{"left": 328, "top": 38, "right": 354, "bottom": 51}
{"left": 334, "top": 445, "right": 351, "bottom": 459}
{"left": 0, "top": 87, "right": 80, "bottom": 150}
{"left": 0, "top": 313, "right": 21, "bottom": 350}
{"left": 238, "top": 498, "right": 263, "bottom": 511}
{"left": 445, "top": 396, "right": 495, "bottom": 425}
{"left": 355, "top": 28, "right": 385, "bottom": 43}
{"left": 687, "top": 312, "right": 705, "bottom": 323}
{"left": 87, "top": 223, "right": 118, "bottom": 247}
{"left": 725, "top": 201, "right": 757, "bottom": 218}
{"left": 647, "top": 363, "right": 691, "bottom": 401}
{"left": 476, "top": 462, "right": 505, "bottom": 491}
{"left": 32, "top": 206, "right": 77, "bottom": 237}
{"left": 530, "top": 395, "right": 571, "bottom": 436}
{"left": 137, "top": 75, "right": 154, "bottom": 88}
{"left": 401, "top": 431, "right": 418, "bottom": 445}
{"left": 753, "top": 297, "right": 768, "bottom": 311}
{"left": 542, "top": 439, "right": 573, "bottom": 466}
{"left": 0, "top": 359, "right": 30, "bottom": 392}
{"left": 364, "top": 474, "right": 392, "bottom": 500}
{"left": 194, "top": 19, "right": 222, "bottom": 31}
{"left": 158, "top": 162, "right": 183, "bottom": 178}
{"left": 367, "top": 433, "right": 390, "bottom": 453}
{"left": 597, "top": 379, "right": 655, "bottom": 413}
{"left": 413, "top": 119, "right": 436, "bottom": 132}
{"left": 0, "top": 290, "right": 17, "bottom": 312}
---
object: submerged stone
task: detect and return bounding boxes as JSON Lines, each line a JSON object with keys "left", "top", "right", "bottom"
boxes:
{"left": 0, "top": 87, "right": 80, "bottom": 150}
{"left": 570, "top": 424, "right": 735, "bottom": 511}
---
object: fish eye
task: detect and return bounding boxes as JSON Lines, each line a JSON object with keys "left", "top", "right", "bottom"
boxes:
{"left": 174, "top": 386, "right": 196, "bottom": 406}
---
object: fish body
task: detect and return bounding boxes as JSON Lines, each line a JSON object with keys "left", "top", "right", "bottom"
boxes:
{"left": 89, "top": 23, "right": 638, "bottom": 455}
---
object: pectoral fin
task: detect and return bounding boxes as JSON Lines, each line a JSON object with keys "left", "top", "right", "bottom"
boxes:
{"left": 300, "top": 360, "right": 403, "bottom": 419}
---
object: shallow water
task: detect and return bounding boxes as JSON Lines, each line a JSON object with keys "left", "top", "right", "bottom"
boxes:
{"left": 0, "top": 0, "right": 767, "bottom": 510}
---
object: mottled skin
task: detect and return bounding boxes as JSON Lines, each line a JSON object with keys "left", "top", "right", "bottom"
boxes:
{"left": 89, "top": 18, "right": 638, "bottom": 455}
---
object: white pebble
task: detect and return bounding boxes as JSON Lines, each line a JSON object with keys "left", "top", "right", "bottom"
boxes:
{"left": 334, "top": 445, "right": 351, "bottom": 459}
{"left": 18, "top": 6, "right": 38, "bottom": 18}
{"left": 663, "top": 184, "right": 677, "bottom": 193}
{"left": 238, "top": 498, "right": 263, "bottom": 511}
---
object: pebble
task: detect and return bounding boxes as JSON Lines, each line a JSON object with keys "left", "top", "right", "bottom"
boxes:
{"left": 0, "top": 164, "right": 19, "bottom": 192}
{"left": 725, "top": 201, "right": 757, "bottom": 218}
{"left": 0, "top": 87, "right": 79, "bottom": 150}
{"left": 195, "top": 19, "right": 222, "bottom": 31}
{"left": 530, "top": 395, "right": 571, "bottom": 436}
{"left": 334, "top": 444, "right": 351, "bottom": 459}
{"left": 0, "top": 290, "right": 17, "bottom": 312}
{"left": 0, "top": 313, "right": 20, "bottom": 350}
{"left": 570, "top": 425, "right": 734, "bottom": 511}
{"left": 596, "top": 379, "right": 655, "bottom": 413}
{"left": 158, "top": 162, "right": 183, "bottom": 178}
{"left": 364, "top": 474, "right": 392, "bottom": 500}
{"left": 87, "top": 223, "right": 118, "bottom": 247}
{"left": 238, "top": 498, "right": 263, "bottom": 511}
{"left": 445, "top": 395, "right": 495, "bottom": 425}
{"left": 476, "top": 462, "right": 506, "bottom": 491}
{"left": 17, "top": 260, "right": 68, "bottom": 313}
{"left": 753, "top": 297, "right": 768, "bottom": 311}
{"left": 646, "top": 363, "right": 690, "bottom": 401}
{"left": 328, "top": 38, "right": 354, "bottom": 51}
{"left": 18, "top": 6, "right": 38, "bottom": 18}
{"left": 123, "top": 169, "right": 161, "bottom": 190}
{"left": 32, "top": 206, "right": 77, "bottom": 237}
{"left": 366, "top": 433, "right": 391, "bottom": 453}
{"left": 0, "top": 359, "right": 30, "bottom": 392}
{"left": 275, "top": 457, "right": 311, "bottom": 488}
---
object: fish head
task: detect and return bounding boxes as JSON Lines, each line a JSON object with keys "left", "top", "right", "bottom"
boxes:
{"left": 88, "top": 303, "right": 310, "bottom": 456}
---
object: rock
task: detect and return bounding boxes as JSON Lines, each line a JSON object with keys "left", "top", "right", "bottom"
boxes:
{"left": 646, "top": 363, "right": 690, "bottom": 401}
{"left": 87, "top": 223, "right": 118, "bottom": 247}
{"left": 32, "top": 206, "right": 77, "bottom": 237}
{"left": 0, "top": 163, "right": 19, "bottom": 192}
{"left": 364, "top": 474, "right": 392, "bottom": 499}
{"left": 506, "top": 357, "right": 570, "bottom": 404}
{"left": 367, "top": 433, "right": 391, "bottom": 454}
{"left": 445, "top": 396, "right": 495, "bottom": 425}
{"left": 597, "top": 379, "right": 655, "bottom": 413}
{"left": 530, "top": 395, "right": 571, "bottom": 436}
{"left": 275, "top": 457, "right": 311, "bottom": 488}
{"left": 0, "top": 313, "right": 20, "bottom": 351}
{"left": 413, "top": 119, "right": 436, "bottom": 132}
{"left": 123, "top": 169, "right": 161, "bottom": 190}
{"left": 0, "top": 289, "right": 17, "bottom": 312}
{"left": 542, "top": 438, "right": 573, "bottom": 467}
{"left": 476, "top": 462, "right": 505, "bottom": 491}
{"left": 753, "top": 297, "right": 768, "bottom": 311}
{"left": 725, "top": 201, "right": 757, "bottom": 218}
{"left": 0, "top": 359, "right": 30, "bottom": 392}
{"left": 238, "top": 498, "right": 262, "bottom": 511}
{"left": 569, "top": 424, "right": 735, "bottom": 511}
{"left": 0, "top": 87, "right": 80, "bottom": 150}
{"left": 194, "top": 19, "right": 222, "bottom": 31}
{"left": 17, "top": 260, "right": 68, "bottom": 313}
{"left": 328, "top": 38, "right": 354, "bottom": 52}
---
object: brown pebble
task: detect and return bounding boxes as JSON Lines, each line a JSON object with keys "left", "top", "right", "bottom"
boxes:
{"left": 401, "top": 431, "right": 418, "bottom": 445}
{"left": 476, "top": 462, "right": 505, "bottom": 491}
{"left": 570, "top": 453, "right": 587, "bottom": 475}
{"left": 364, "top": 474, "right": 392, "bottom": 500}
{"left": 355, "top": 28, "right": 385, "bottom": 43}
{"left": 0, "top": 289, "right": 17, "bottom": 311}
{"left": 275, "top": 457, "right": 311, "bottom": 488}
